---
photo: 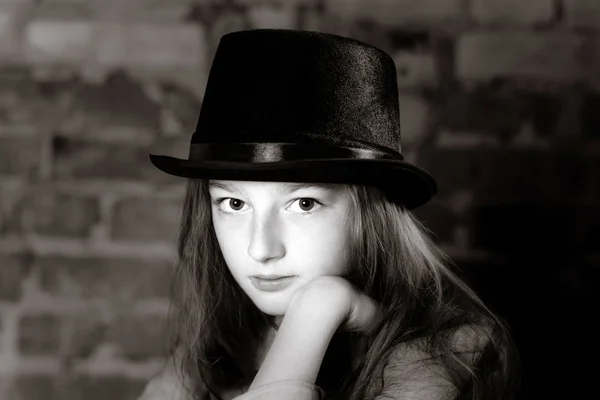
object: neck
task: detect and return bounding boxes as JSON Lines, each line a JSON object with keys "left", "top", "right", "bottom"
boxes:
{"left": 254, "top": 325, "right": 279, "bottom": 369}
{"left": 274, "top": 315, "right": 284, "bottom": 328}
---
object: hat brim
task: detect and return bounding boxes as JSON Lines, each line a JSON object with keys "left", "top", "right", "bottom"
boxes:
{"left": 149, "top": 154, "right": 436, "bottom": 209}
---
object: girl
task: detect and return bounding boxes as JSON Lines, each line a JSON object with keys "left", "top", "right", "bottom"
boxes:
{"left": 140, "top": 29, "right": 521, "bottom": 399}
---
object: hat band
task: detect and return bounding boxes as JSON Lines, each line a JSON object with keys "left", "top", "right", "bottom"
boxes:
{"left": 189, "top": 143, "right": 403, "bottom": 163}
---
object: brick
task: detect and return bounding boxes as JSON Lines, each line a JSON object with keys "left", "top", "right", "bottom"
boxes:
{"left": 351, "top": 24, "right": 397, "bottom": 55}
{"left": 0, "top": 182, "right": 27, "bottom": 234}
{"left": 94, "top": 22, "right": 128, "bottom": 68}
{"left": 30, "top": 1, "right": 92, "bottom": 20}
{"left": 111, "top": 197, "right": 182, "bottom": 242}
{"left": 0, "top": 10, "right": 12, "bottom": 55}
{"left": 248, "top": 5, "right": 298, "bottom": 29}
{"left": 418, "top": 147, "right": 484, "bottom": 198}
{"left": 52, "top": 138, "right": 165, "bottom": 181}
{"left": 160, "top": 84, "right": 202, "bottom": 138}
{"left": 437, "top": 89, "right": 574, "bottom": 140}
{"left": 478, "top": 150, "right": 555, "bottom": 201}
{"left": 418, "top": 148, "right": 569, "bottom": 201}
{"left": 11, "top": 375, "right": 59, "bottom": 400}
{"left": 394, "top": 51, "right": 439, "bottom": 88}
{"left": 320, "top": 0, "right": 361, "bottom": 20}
{"left": 476, "top": 150, "right": 598, "bottom": 202}
{"left": 0, "top": 376, "right": 9, "bottom": 399}
{"left": 63, "top": 375, "right": 147, "bottom": 400}
{"left": 18, "top": 313, "right": 62, "bottom": 355}
{"left": 108, "top": 312, "right": 169, "bottom": 360}
{"left": 434, "top": 130, "right": 500, "bottom": 148}
{"left": 398, "top": 94, "right": 431, "bottom": 150}
{"left": 0, "top": 74, "right": 48, "bottom": 127}
{"left": 411, "top": 202, "right": 457, "bottom": 243}
{"left": 0, "top": 136, "right": 42, "bottom": 178}
{"left": 0, "top": 5, "right": 25, "bottom": 59}
{"left": 326, "top": 0, "right": 467, "bottom": 28}
{"left": 299, "top": 8, "right": 353, "bottom": 37}
{"left": 0, "top": 253, "right": 32, "bottom": 301}
{"left": 471, "top": 0, "right": 554, "bottom": 26}
{"left": 18, "top": 191, "right": 100, "bottom": 237}
{"left": 456, "top": 32, "right": 583, "bottom": 83}
{"left": 91, "top": 0, "right": 142, "bottom": 21}
{"left": 57, "top": 71, "right": 161, "bottom": 138}
{"left": 235, "top": 0, "right": 318, "bottom": 4}
{"left": 564, "top": 0, "right": 600, "bottom": 29}
{"left": 125, "top": 23, "right": 206, "bottom": 68}
{"left": 24, "top": 20, "right": 94, "bottom": 64}
{"left": 300, "top": 10, "right": 395, "bottom": 53}
{"left": 63, "top": 313, "right": 106, "bottom": 359}
{"left": 203, "top": 9, "right": 248, "bottom": 63}
{"left": 97, "top": 22, "right": 206, "bottom": 69}
{"left": 134, "top": 1, "right": 192, "bottom": 22}
{"left": 38, "top": 255, "right": 173, "bottom": 301}
{"left": 14, "top": 374, "right": 148, "bottom": 400}
{"left": 150, "top": 135, "right": 193, "bottom": 161}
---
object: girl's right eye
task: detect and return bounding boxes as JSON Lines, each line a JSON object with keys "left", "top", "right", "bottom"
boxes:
{"left": 212, "top": 198, "right": 248, "bottom": 214}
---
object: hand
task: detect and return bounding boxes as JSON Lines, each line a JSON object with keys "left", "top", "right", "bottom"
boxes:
{"left": 288, "top": 276, "right": 383, "bottom": 335}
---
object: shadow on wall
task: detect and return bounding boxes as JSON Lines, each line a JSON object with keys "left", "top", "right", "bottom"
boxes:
{"left": 416, "top": 83, "right": 600, "bottom": 400}
{"left": 465, "top": 205, "right": 598, "bottom": 399}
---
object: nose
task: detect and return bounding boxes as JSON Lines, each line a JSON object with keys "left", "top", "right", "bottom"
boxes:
{"left": 247, "top": 210, "right": 285, "bottom": 263}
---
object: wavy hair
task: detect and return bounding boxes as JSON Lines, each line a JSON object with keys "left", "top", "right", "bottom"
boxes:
{"left": 166, "top": 178, "right": 521, "bottom": 400}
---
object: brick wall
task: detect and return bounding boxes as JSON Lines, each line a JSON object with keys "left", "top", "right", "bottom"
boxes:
{"left": 0, "top": 1, "right": 598, "bottom": 399}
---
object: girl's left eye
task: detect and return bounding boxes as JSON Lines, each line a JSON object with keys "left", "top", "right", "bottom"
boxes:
{"left": 212, "top": 198, "right": 323, "bottom": 215}
{"left": 289, "top": 198, "right": 322, "bottom": 213}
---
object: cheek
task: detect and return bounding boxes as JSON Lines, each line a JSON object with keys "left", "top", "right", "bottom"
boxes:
{"left": 212, "top": 221, "right": 245, "bottom": 271}
{"left": 300, "top": 228, "right": 350, "bottom": 275}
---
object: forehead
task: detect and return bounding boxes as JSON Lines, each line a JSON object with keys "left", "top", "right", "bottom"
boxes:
{"left": 208, "top": 180, "right": 340, "bottom": 194}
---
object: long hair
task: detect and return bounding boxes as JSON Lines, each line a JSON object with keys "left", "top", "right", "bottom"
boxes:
{"left": 166, "top": 179, "right": 521, "bottom": 399}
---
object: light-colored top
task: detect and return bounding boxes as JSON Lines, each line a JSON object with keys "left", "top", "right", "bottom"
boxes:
{"left": 137, "top": 325, "right": 486, "bottom": 400}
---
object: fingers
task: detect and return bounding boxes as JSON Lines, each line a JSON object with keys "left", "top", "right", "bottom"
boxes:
{"left": 347, "top": 292, "right": 384, "bottom": 335}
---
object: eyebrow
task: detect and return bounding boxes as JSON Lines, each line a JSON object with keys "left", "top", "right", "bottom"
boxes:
{"left": 208, "top": 181, "right": 335, "bottom": 194}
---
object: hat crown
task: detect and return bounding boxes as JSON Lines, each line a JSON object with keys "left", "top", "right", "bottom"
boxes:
{"left": 193, "top": 29, "right": 402, "bottom": 154}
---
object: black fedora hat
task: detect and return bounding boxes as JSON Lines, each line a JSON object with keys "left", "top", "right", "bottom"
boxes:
{"left": 149, "top": 29, "right": 436, "bottom": 209}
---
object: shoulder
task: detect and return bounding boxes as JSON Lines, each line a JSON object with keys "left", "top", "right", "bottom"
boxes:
{"left": 386, "top": 323, "right": 489, "bottom": 365}
{"left": 138, "top": 348, "right": 196, "bottom": 400}
{"left": 378, "top": 324, "right": 491, "bottom": 399}
{"left": 449, "top": 322, "right": 492, "bottom": 361}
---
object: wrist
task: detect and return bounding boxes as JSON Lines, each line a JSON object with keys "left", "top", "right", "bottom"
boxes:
{"left": 249, "top": 302, "right": 340, "bottom": 389}
{"left": 286, "top": 294, "right": 347, "bottom": 331}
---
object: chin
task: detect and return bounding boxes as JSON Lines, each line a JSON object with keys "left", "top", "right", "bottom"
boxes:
{"left": 251, "top": 296, "right": 289, "bottom": 317}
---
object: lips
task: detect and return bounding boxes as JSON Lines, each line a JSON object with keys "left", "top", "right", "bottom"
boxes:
{"left": 252, "top": 275, "right": 294, "bottom": 280}
{"left": 250, "top": 276, "right": 297, "bottom": 292}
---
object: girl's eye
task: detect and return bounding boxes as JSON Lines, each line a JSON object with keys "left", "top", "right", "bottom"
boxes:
{"left": 288, "top": 198, "right": 321, "bottom": 213}
{"left": 212, "top": 197, "right": 322, "bottom": 215}
{"left": 223, "top": 198, "right": 247, "bottom": 212}
{"left": 228, "top": 198, "right": 245, "bottom": 211}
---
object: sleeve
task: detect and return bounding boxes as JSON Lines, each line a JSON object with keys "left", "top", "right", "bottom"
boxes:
{"left": 373, "top": 324, "right": 489, "bottom": 400}
{"left": 231, "top": 380, "right": 325, "bottom": 400}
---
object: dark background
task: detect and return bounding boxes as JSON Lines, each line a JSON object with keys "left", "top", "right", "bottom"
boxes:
{"left": 0, "top": 1, "right": 598, "bottom": 399}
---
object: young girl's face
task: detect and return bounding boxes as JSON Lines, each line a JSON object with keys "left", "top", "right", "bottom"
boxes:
{"left": 208, "top": 180, "right": 353, "bottom": 318}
